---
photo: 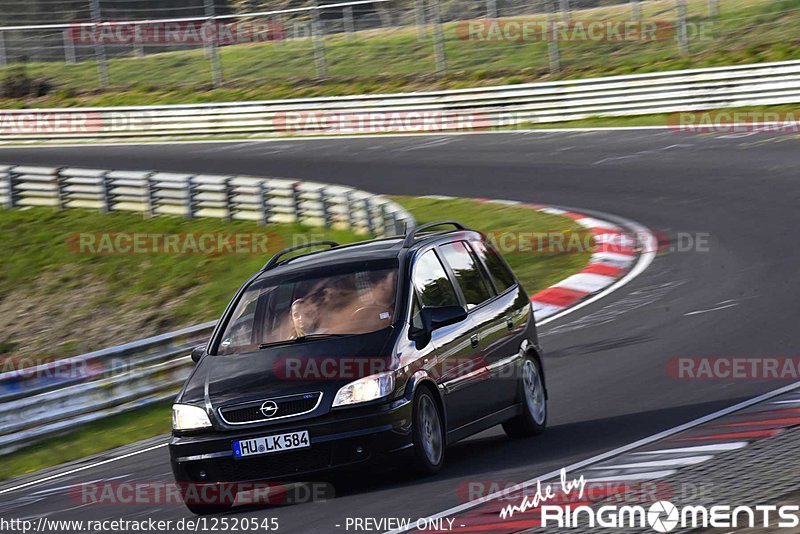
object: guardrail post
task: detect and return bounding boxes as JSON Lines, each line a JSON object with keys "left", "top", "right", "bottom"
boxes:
{"left": 430, "top": 0, "right": 447, "bottom": 75}
{"left": 311, "top": 1, "right": 327, "bottom": 77}
{"left": 0, "top": 31, "right": 7, "bottom": 68}
{"left": 708, "top": 0, "right": 719, "bottom": 17}
{"left": 415, "top": 0, "right": 427, "bottom": 39}
{"left": 344, "top": 6, "right": 355, "bottom": 39}
{"left": 291, "top": 182, "right": 303, "bottom": 223}
{"left": 224, "top": 177, "right": 235, "bottom": 222}
{"left": 204, "top": 0, "right": 224, "bottom": 87}
{"left": 559, "top": 0, "right": 571, "bottom": 23}
{"left": 381, "top": 204, "right": 393, "bottom": 237}
{"left": 486, "top": 0, "right": 498, "bottom": 19}
{"left": 364, "top": 198, "right": 375, "bottom": 235}
{"left": 54, "top": 168, "right": 66, "bottom": 210}
{"left": 100, "top": 171, "right": 112, "bottom": 212}
{"left": 344, "top": 191, "right": 355, "bottom": 231}
{"left": 186, "top": 176, "right": 197, "bottom": 218}
{"left": 631, "top": 0, "right": 641, "bottom": 21}
{"left": 676, "top": 0, "right": 689, "bottom": 55}
{"left": 133, "top": 24, "right": 144, "bottom": 58}
{"left": 63, "top": 29, "right": 76, "bottom": 64}
{"left": 319, "top": 188, "right": 332, "bottom": 227}
{"left": 5, "top": 167, "right": 17, "bottom": 209}
{"left": 144, "top": 172, "right": 156, "bottom": 218}
{"left": 546, "top": 1, "right": 561, "bottom": 74}
{"left": 89, "top": 0, "right": 109, "bottom": 89}
{"left": 258, "top": 181, "right": 271, "bottom": 225}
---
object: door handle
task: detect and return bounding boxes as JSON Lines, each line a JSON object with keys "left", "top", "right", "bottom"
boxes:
{"left": 470, "top": 334, "right": 480, "bottom": 348}
{"left": 506, "top": 317, "right": 514, "bottom": 330}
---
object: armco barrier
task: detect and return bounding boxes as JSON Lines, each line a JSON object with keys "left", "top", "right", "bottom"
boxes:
{"left": 0, "top": 165, "right": 414, "bottom": 236}
{"left": 0, "top": 170, "right": 414, "bottom": 454}
{"left": 2, "top": 60, "right": 800, "bottom": 140}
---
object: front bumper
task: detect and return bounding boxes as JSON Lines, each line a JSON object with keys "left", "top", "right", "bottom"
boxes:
{"left": 170, "top": 397, "right": 412, "bottom": 484}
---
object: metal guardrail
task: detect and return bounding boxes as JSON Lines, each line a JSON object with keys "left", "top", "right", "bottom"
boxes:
{"left": 0, "top": 165, "right": 414, "bottom": 237}
{"left": 0, "top": 168, "right": 415, "bottom": 454}
{"left": 2, "top": 60, "right": 800, "bottom": 140}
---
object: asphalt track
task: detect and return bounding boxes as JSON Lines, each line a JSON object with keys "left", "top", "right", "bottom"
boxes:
{"left": 1, "top": 130, "right": 798, "bottom": 532}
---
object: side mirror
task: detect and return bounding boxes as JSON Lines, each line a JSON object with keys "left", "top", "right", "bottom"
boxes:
{"left": 420, "top": 305, "right": 468, "bottom": 332}
{"left": 190, "top": 345, "right": 206, "bottom": 363}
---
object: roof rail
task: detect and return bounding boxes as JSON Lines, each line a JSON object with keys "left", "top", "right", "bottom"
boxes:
{"left": 262, "top": 241, "right": 340, "bottom": 271}
{"left": 401, "top": 220, "right": 469, "bottom": 248}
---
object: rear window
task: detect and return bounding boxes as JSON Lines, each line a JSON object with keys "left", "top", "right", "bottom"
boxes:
{"left": 438, "top": 241, "right": 495, "bottom": 309}
{"left": 215, "top": 261, "right": 398, "bottom": 355}
{"left": 471, "top": 239, "right": 517, "bottom": 293}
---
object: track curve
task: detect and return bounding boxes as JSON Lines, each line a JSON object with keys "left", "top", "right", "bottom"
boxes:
{"left": 1, "top": 130, "right": 797, "bottom": 532}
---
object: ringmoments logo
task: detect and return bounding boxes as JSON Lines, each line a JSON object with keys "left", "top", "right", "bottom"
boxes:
{"left": 499, "top": 469, "right": 800, "bottom": 531}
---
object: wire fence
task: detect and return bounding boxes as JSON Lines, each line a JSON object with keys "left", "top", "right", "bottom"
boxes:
{"left": 0, "top": 0, "right": 788, "bottom": 93}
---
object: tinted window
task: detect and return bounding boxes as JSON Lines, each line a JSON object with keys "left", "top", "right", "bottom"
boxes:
{"left": 472, "top": 240, "right": 517, "bottom": 293}
{"left": 439, "top": 241, "right": 495, "bottom": 309}
{"left": 412, "top": 250, "right": 459, "bottom": 308}
{"left": 215, "top": 262, "right": 398, "bottom": 355}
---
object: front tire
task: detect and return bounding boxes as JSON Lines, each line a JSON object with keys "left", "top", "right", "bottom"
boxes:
{"left": 503, "top": 357, "right": 547, "bottom": 438}
{"left": 411, "top": 387, "right": 445, "bottom": 475}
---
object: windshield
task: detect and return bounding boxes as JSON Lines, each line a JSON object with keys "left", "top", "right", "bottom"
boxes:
{"left": 215, "top": 262, "right": 398, "bottom": 355}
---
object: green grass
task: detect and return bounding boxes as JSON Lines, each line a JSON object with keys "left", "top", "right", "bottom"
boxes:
{"left": 2, "top": 0, "right": 799, "bottom": 108}
{"left": 395, "top": 196, "right": 593, "bottom": 293}
{"left": 0, "top": 208, "right": 366, "bottom": 362}
{"left": 0, "top": 197, "right": 591, "bottom": 481}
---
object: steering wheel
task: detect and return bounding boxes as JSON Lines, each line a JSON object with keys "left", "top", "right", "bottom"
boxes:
{"left": 351, "top": 304, "right": 390, "bottom": 323}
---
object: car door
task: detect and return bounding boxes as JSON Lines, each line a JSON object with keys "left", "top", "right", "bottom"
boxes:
{"left": 410, "top": 248, "right": 478, "bottom": 431}
{"left": 436, "top": 240, "right": 510, "bottom": 420}
{"left": 469, "top": 238, "right": 530, "bottom": 407}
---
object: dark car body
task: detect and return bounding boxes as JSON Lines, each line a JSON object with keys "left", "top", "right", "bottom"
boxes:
{"left": 169, "top": 223, "right": 546, "bottom": 490}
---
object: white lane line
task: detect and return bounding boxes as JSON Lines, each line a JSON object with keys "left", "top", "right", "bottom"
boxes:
{"left": 588, "top": 455, "right": 713, "bottom": 469}
{"left": 385, "top": 380, "right": 800, "bottom": 534}
{"left": 770, "top": 399, "right": 800, "bottom": 405}
{"left": 0, "top": 442, "right": 167, "bottom": 496}
{"left": 684, "top": 303, "right": 739, "bottom": 316}
{"left": 632, "top": 442, "right": 747, "bottom": 455}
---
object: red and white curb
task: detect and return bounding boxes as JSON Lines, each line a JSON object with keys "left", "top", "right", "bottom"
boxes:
{"left": 421, "top": 196, "right": 647, "bottom": 322}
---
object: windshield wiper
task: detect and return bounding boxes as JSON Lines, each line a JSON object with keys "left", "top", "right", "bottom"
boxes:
{"left": 258, "top": 333, "right": 347, "bottom": 350}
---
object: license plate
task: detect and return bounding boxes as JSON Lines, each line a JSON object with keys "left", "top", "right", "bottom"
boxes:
{"left": 233, "top": 430, "right": 310, "bottom": 459}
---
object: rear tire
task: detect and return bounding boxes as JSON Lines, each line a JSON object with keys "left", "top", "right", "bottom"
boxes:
{"left": 411, "top": 387, "right": 445, "bottom": 475}
{"left": 503, "top": 357, "right": 547, "bottom": 439}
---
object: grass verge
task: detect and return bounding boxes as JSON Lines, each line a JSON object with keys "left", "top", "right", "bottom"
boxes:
{"left": 0, "top": 196, "right": 591, "bottom": 481}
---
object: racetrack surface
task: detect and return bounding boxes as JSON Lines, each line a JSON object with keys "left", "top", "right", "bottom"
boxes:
{"left": 1, "top": 130, "right": 798, "bottom": 532}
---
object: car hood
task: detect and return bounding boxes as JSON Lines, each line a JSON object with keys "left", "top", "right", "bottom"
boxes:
{"left": 178, "top": 328, "right": 396, "bottom": 411}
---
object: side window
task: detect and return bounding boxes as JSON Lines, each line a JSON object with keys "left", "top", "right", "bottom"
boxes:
{"left": 412, "top": 250, "right": 460, "bottom": 309}
{"left": 438, "top": 241, "right": 495, "bottom": 309}
{"left": 472, "top": 239, "right": 517, "bottom": 293}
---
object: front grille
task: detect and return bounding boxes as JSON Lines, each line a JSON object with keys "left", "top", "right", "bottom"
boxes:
{"left": 218, "top": 392, "right": 322, "bottom": 425}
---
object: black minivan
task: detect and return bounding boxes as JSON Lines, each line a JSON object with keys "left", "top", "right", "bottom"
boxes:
{"left": 170, "top": 221, "right": 548, "bottom": 514}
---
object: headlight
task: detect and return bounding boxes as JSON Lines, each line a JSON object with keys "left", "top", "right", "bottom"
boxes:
{"left": 332, "top": 371, "right": 395, "bottom": 407}
{"left": 172, "top": 404, "right": 212, "bottom": 431}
